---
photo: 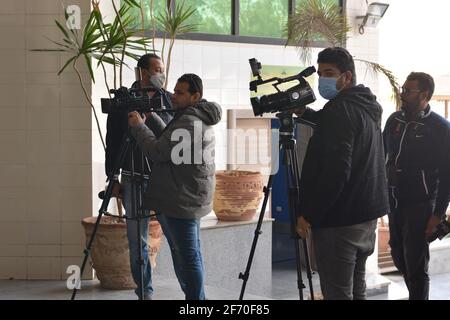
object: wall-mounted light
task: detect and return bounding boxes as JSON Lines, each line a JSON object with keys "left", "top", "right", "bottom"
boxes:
{"left": 357, "top": 2, "right": 389, "bottom": 34}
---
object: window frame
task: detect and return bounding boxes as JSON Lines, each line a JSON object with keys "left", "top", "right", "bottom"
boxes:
{"left": 141, "top": 0, "right": 345, "bottom": 46}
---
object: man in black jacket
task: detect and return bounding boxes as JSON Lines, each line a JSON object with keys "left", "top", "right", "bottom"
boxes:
{"left": 295, "top": 47, "right": 390, "bottom": 299}
{"left": 105, "top": 53, "right": 173, "bottom": 300}
{"left": 383, "top": 72, "right": 450, "bottom": 300}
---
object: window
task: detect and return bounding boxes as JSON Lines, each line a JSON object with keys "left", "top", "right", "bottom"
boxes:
{"left": 184, "top": 0, "right": 232, "bottom": 35}
{"left": 239, "top": 0, "right": 289, "bottom": 38}
{"left": 124, "top": 0, "right": 343, "bottom": 45}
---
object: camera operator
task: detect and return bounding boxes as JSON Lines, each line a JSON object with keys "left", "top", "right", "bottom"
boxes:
{"left": 295, "top": 47, "right": 390, "bottom": 300}
{"left": 383, "top": 72, "right": 450, "bottom": 300}
{"left": 105, "top": 53, "right": 172, "bottom": 300}
{"left": 128, "top": 73, "right": 222, "bottom": 300}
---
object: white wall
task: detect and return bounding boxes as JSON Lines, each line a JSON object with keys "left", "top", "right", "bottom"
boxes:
{"left": 379, "top": 0, "right": 450, "bottom": 121}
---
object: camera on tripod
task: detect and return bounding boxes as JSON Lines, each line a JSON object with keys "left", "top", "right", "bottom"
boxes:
{"left": 427, "top": 219, "right": 450, "bottom": 243}
{"left": 249, "top": 58, "right": 317, "bottom": 117}
{"left": 101, "top": 86, "right": 167, "bottom": 114}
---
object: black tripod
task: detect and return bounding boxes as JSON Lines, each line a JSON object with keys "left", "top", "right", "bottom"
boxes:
{"left": 238, "top": 112, "right": 315, "bottom": 300}
{"left": 71, "top": 129, "right": 154, "bottom": 300}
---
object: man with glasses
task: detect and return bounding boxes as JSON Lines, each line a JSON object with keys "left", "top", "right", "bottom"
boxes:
{"left": 128, "top": 73, "right": 222, "bottom": 300}
{"left": 383, "top": 72, "right": 450, "bottom": 300}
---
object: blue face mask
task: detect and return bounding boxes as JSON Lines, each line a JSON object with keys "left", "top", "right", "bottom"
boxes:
{"left": 318, "top": 75, "right": 343, "bottom": 100}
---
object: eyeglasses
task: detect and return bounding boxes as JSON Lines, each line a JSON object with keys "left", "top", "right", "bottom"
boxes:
{"left": 400, "top": 87, "right": 422, "bottom": 95}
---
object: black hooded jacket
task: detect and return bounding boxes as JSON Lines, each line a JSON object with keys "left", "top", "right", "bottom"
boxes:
{"left": 383, "top": 106, "right": 450, "bottom": 217}
{"left": 298, "top": 85, "right": 390, "bottom": 228}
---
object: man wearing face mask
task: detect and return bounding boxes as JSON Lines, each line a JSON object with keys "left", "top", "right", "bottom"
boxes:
{"left": 383, "top": 72, "right": 450, "bottom": 300}
{"left": 104, "top": 53, "right": 173, "bottom": 300}
{"left": 128, "top": 73, "right": 222, "bottom": 300}
{"left": 295, "top": 47, "right": 390, "bottom": 300}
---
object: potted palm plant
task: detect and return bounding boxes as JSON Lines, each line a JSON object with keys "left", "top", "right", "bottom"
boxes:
{"left": 285, "top": 0, "right": 401, "bottom": 108}
{"left": 33, "top": 0, "right": 196, "bottom": 289}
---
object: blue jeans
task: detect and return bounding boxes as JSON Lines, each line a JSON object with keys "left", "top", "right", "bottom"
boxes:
{"left": 157, "top": 214, "right": 205, "bottom": 300}
{"left": 121, "top": 176, "right": 152, "bottom": 297}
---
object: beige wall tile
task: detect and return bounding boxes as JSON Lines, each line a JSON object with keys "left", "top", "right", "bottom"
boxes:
{"left": 0, "top": 131, "right": 27, "bottom": 164}
{"left": 26, "top": 85, "right": 60, "bottom": 108}
{"left": 0, "top": 50, "right": 25, "bottom": 73}
{"left": 27, "top": 164, "right": 61, "bottom": 188}
{"left": 61, "top": 130, "right": 90, "bottom": 143}
{"left": 0, "top": 27, "right": 25, "bottom": 49}
{"left": 0, "top": 257, "right": 27, "bottom": 279}
{"left": 61, "top": 187, "right": 92, "bottom": 221}
{"left": 26, "top": 14, "right": 57, "bottom": 27}
{"left": 27, "top": 222, "right": 60, "bottom": 244}
{"left": 61, "top": 245, "right": 84, "bottom": 257}
{"left": 61, "top": 108, "right": 91, "bottom": 131}
{"left": 0, "top": 85, "right": 26, "bottom": 107}
{"left": 0, "top": 73, "right": 25, "bottom": 85}
{"left": 60, "top": 165, "right": 91, "bottom": 188}
{"left": 27, "top": 257, "right": 61, "bottom": 279}
{"left": 0, "top": 187, "right": 28, "bottom": 222}
{"left": 0, "top": 15, "right": 25, "bottom": 27}
{"left": 0, "top": 0, "right": 25, "bottom": 15}
{"left": 61, "top": 257, "right": 93, "bottom": 280}
{"left": 26, "top": 52, "right": 60, "bottom": 73}
{"left": 61, "top": 142, "right": 91, "bottom": 165}
{"left": 0, "top": 165, "right": 28, "bottom": 187}
{"left": 26, "top": 187, "right": 61, "bottom": 222}
{"left": 27, "top": 139, "right": 61, "bottom": 165}
{"left": 26, "top": 72, "right": 59, "bottom": 85}
{"left": 0, "top": 222, "right": 27, "bottom": 245}
{"left": 61, "top": 221, "right": 85, "bottom": 245}
{"left": 26, "top": 107, "right": 60, "bottom": 131}
{"left": 26, "top": 0, "right": 59, "bottom": 15}
{"left": 61, "top": 84, "right": 92, "bottom": 108}
{"left": 0, "top": 245, "right": 27, "bottom": 257}
{"left": 27, "top": 245, "right": 60, "bottom": 257}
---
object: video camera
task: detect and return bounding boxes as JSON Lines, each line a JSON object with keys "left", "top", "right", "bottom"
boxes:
{"left": 427, "top": 219, "right": 450, "bottom": 243}
{"left": 101, "top": 86, "right": 174, "bottom": 114}
{"left": 249, "top": 58, "right": 316, "bottom": 117}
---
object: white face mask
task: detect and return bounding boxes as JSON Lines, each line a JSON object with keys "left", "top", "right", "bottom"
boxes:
{"left": 149, "top": 73, "right": 166, "bottom": 90}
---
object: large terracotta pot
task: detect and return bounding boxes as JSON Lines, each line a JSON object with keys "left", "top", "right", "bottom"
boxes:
{"left": 81, "top": 215, "right": 163, "bottom": 289}
{"left": 213, "top": 170, "right": 264, "bottom": 221}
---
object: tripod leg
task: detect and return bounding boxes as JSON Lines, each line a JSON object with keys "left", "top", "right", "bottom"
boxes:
{"left": 286, "top": 146, "right": 315, "bottom": 300}
{"left": 283, "top": 146, "right": 305, "bottom": 300}
{"left": 130, "top": 139, "right": 146, "bottom": 300}
{"left": 238, "top": 174, "right": 274, "bottom": 300}
{"left": 71, "top": 135, "right": 130, "bottom": 300}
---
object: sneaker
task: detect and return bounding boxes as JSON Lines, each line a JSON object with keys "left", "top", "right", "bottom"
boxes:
{"left": 143, "top": 294, "right": 152, "bottom": 300}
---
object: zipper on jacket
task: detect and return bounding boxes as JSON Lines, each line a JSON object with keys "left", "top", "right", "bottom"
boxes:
{"left": 421, "top": 169, "right": 429, "bottom": 196}
{"left": 395, "top": 122, "right": 410, "bottom": 166}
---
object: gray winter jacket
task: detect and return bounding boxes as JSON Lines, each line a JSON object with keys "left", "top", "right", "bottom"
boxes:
{"left": 130, "top": 100, "right": 222, "bottom": 219}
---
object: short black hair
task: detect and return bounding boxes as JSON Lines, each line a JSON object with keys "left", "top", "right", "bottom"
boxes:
{"left": 178, "top": 73, "right": 203, "bottom": 98}
{"left": 317, "top": 47, "right": 356, "bottom": 85}
{"left": 406, "top": 72, "right": 435, "bottom": 101}
{"left": 137, "top": 53, "right": 161, "bottom": 70}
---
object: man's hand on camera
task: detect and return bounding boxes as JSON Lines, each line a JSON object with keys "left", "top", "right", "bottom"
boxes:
{"left": 128, "top": 111, "right": 146, "bottom": 127}
{"left": 296, "top": 216, "right": 311, "bottom": 239}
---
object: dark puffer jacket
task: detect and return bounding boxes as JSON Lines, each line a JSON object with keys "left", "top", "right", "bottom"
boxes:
{"left": 298, "top": 85, "right": 390, "bottom": 228}
{"left": 383, "top": 106, "right": 450, "bottom": 217}
{"left": 131, "top": 100, "right": 222, "bottom": 220}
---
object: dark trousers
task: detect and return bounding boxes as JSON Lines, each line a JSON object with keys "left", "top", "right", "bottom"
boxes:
{"left": 388, "top": 202, "right": 432, "bottom": 300}
{"left": 312, "top": 219, "right": 377, "bottom": 300}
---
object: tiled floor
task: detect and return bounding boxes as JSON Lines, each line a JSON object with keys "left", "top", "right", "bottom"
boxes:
{"left": 1, "top": 261, "right": 449, "bottom": 300}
